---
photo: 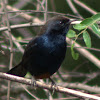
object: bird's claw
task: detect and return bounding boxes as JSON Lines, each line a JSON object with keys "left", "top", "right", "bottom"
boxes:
{"left": 31, "top": 77, "right": 37, "bottom": 89}
{"left": 33, "top": 81, "right": 37, "bottom": 89}
{"left": 51, "top": 82, "right": 57, "bottom": 95}
{"left": 49, "top": 78, "right": 58, "bottom": 95}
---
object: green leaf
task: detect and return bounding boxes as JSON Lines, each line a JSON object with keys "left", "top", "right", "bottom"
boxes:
{"left": 83, "top": 31, "right": 91, "bottom": 48}
{"left": 73, "top": 13, "right": 100, "bottom": 32}
{"left": 94, "top": 23, "right": 99, "bottom": 28}
{"left": 90, "top": 23, "right": 100, "bottom": 36}
{"left": 81, "top": 13, "right": 100, "bottom": 26}
{"left": 71, "top": 44, "right": 79, "bottom": 60}
{"left": 73, "top": 24, "right": 87, "bottom": 31}
{"left": 67, "top": 30, "right": 76, "bottom": 38}
{"left": 81, "top": 18, "right": 94, "bottom": 26}
{"left": 91, "top": 13, "right": 100, "bottom": 21}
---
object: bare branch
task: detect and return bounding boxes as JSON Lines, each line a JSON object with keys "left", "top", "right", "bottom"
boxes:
{"left": 0, "top": 72, "right": 100, "bottom": 100}
{"left": 66, "top": 37, "right": 100, "bottom": 68}
{"left": 58, "top": 82, "right": 100, "bottom": 94}
{"left": 0, "top": 22, "right": 44, "bottom": 32}
{"left": 66, "top": 0, "right": 82, "bottom": 18}
{"left": 74, "top": 0, "right": 97, "bottom": 14}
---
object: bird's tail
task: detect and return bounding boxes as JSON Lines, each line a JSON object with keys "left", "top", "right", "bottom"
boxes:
{"left": 7, "top": 62, "right": 27, "bottom": 77}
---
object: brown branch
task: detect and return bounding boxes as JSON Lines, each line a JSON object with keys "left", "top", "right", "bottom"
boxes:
{"left": 44, "top": 0, "right": 48, "bottom": 22}
{"left": 0, "top": 21, "right": 81, "bottom": 32}
{"left": 74, "top": 0, "right": 97, "bottom": 14}
{"left": 0, "top": 22, "right": 44, "bottom": 32}
{"left": 0, "top": 72, "right": 100, "bottom": 99}
{"left": 58, "top": 82, "right": 100, "bottom": 94}
{"left": 5, "top": 31, "right": 24, "bottom": 53}
{"left": 21, "top": 84, "right": 40, "bottom": 100}
{"left": 0, "top": 6, "right": 79, "bottom": 17}
{"left": 67, "top": 0, "right": 82, "bottom": 18}
{"left": 66, "top": 37, "right": 100, "bottom": 68}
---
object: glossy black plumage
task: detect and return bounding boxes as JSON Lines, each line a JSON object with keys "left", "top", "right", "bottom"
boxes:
{"left": 7, "top": 16, "right": 71, "bottom": 79}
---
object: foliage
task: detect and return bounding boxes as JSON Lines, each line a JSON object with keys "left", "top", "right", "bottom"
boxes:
{"left": 67, "top": 13, "right": 100, "bottom": 60}
{"left": 0, "top": 0, "right": 100, "bottom": 99}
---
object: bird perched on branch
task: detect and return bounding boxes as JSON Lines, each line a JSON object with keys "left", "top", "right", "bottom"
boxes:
{"left": 7, "top": 16, "right": 74, "bottom": 83}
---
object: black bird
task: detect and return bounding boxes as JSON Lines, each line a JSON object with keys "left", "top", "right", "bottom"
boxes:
{"left": 7, "top": 16, "right": 73, "bottom": 81}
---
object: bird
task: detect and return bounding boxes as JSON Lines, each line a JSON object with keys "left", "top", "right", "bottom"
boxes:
{"left": 7, "top": 16, "right": 74, "bottom": 83}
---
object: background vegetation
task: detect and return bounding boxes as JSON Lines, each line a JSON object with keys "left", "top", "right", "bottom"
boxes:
{"left": 0, "top": 0, "right": 100, "bottom": 99}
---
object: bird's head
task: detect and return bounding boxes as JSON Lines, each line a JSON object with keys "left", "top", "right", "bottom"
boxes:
{"left": 44, "top": 16, "right": 73, "bottom": 35}
{"left": 39, "top": 16, "right": 76, "bottom": 36}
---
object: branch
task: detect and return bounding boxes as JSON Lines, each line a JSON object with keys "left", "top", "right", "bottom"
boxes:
{"left": 66, "top": 37, "right": 100, "bottom": 68}
{"left": 58, "top": 82, "right": 100, "bottom": 94}
{"left": 0, "top": 72, "right": 100, "bottom": 99}
{"left": 0, "top": 22, "right": 44, "bottom": 32}
{"left": 0, "top": 5, "right": 81, "bottom": 19}
{"left": 74, "top": 0, "right": 97, "bottom": 14}
{"left": 5, "top": 31, "right": 24, "bottom": 53}
{"left": 0, "top": 21, "right": 81, "bottom": 32}
{"left": 66, "top": 0, "right": 82, "bottom": 18}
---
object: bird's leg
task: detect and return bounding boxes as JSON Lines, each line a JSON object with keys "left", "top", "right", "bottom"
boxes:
{"left": 49, "top": 77, "right": 57, "bottom": 95}
{"left": 31, "top": 76, "right": 37, "bottom": 89}
{"left": 49, "top": 77, "right": 56, "bottom": 85}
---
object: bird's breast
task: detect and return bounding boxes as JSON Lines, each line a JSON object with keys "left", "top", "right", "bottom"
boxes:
{"left": 38, "top": 35, "right": 67, "bottom": 57}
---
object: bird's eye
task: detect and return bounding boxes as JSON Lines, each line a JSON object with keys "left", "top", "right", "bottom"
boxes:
{"left": 59, "top": 21, "right": 63, "bottom": 24}
{"left": 59, "top": 21, "right": 65, "bottom": 26}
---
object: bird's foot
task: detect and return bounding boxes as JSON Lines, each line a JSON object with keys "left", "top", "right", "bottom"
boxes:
{"left": 31, "top": 77, "right": 37, "bottom": 89}
{"left": 51, "top": 82, "right": 57, "bottom": 95}
{"left": 49, "top": 77, "right": 58, "bottom": 95}
{"left": 33, "top": 81, "right": 37, "bottom": 89}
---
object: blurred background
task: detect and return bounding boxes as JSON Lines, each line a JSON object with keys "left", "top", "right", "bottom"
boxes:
{"left": 0, "top": 0, "right": 100, "bottom": 99}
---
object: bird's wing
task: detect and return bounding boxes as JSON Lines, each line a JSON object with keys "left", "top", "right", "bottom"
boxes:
{"left": 22, "top": 37, "right": 39, "bottom": 60}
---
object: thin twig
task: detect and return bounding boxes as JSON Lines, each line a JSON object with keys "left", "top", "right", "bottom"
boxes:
{"left": 0, "top": 22, "right": 44, "bottom": 32}
{"left": 67, "top": 46, "right": 100, "bottom": 52}
{"left": 44, "top": 0, "right": 47, "bottom": 22}
{"left": 58, "top": 82, "right": 100, "bottom": 94}
{"left": 66, "top": 37, "right": 100, "bottom": 68}
{"left": 67, "top": 0, "right": 82, "bottom": 18}
{"left": 0, "top": 21, "right": 81, "bottom": 32}
{"left": 74, "top": 0, "right": 97, "bottom": 14}
{"left": 0, "top": 5, "right": 82, "bottom": 19}
{"left": 5, "top": 31, "right": 24, "bottom": 53}
{"left": 21, "top": 84, "right": 40, "bottom": 100}
{"left": 37, "top": 0, "right": 45, "bottom": 10}
{"left": 0, "top": 9, "right": 80, "bottom": 17}
{"left": 2, "top": 0, "right": 13, "bottom": 100}
{"left": 50, "top": 0, "right": 56, "bottom": 11}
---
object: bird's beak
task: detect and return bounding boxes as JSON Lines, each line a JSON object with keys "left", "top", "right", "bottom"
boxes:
{"left": 70, "top": 19, "right": 77, "bottom": 23}
{"left": 65, "top": 19, "right": 77, "bottom": 26}
{"left": 69, "top": 19, "right": 77, "bottom": 24}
